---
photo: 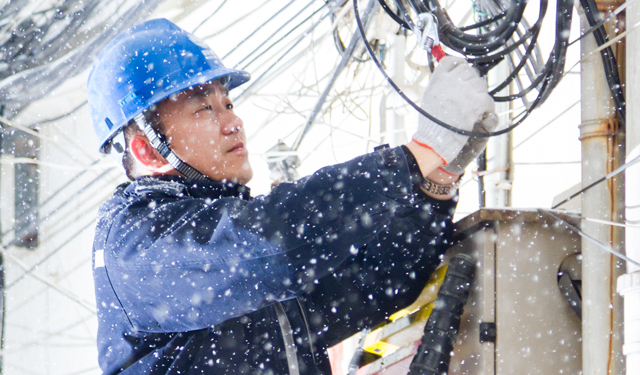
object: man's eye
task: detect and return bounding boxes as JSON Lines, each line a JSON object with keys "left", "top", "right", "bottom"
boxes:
{"left": 226, "top": 103, "right": 233, "bottom": 110}
{"left": 196, "top": 105, "right": 212, "bottom": 113}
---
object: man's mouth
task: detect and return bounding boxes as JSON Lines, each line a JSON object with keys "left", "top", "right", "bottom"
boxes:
{"left": 228, "top": 142, "right": 245, "bottom": 153}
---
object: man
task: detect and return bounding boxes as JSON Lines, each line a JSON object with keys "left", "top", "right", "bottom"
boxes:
{"left": 87, "top": 18, "right": 496, "bottom": 375}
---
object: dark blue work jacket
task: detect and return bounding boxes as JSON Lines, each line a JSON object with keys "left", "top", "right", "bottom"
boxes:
{"left": 92, "top": 147, "right": 456, "bottom": 374}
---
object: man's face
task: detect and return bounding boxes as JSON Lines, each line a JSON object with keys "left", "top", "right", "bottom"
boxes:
{"left": 156, "top": 80, "right": 253, "bottom": 184}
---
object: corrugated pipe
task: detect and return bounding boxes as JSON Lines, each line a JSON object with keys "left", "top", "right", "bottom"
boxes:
{"left": 408, "top": 253, "right": 475, "bottom": 375}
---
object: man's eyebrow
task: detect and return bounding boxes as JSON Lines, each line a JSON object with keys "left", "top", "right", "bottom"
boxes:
{"left": 184, "top": 88, "right": 213, "bottom": 103}
{"left": 184, "top": 86, "right": 229, "bottom": 103}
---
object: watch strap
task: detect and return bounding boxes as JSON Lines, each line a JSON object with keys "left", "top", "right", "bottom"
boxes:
{"left": 420, "top": 176, "right": 461, "bottom": 196}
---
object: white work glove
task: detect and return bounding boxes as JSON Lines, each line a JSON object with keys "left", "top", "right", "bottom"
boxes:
{"left": 442, "top": 113, "right": 498, "bottom": 175}
{"left": 412, "top": 56, "right": 498, "bottom": 170}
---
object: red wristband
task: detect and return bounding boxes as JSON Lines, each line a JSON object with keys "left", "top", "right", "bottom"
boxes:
{"left": 411, "top": 138, "right": 447, "bottom": 165}
{"left": 437, "top": 166, "right": 462, "bottom": 177}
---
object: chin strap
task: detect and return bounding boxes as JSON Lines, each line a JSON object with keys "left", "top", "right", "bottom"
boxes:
{"left": 133, "top": 113, "right": 209, "bottom": 182}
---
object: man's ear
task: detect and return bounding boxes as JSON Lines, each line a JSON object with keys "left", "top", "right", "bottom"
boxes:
{"left": 130, "top": 134, "right": 172, "bottom": 173}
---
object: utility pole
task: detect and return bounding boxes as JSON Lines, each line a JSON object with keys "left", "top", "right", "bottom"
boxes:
{"left": 391, "top": 32, "right": 406, "bottom": 147}
{"left": 579, "top": 1, "right": 625, "bottom": 373}
{"left": 621, "top": 0, "right": 640, "bottom": 372}
{"left": 485, "top": 59, "right": 513, "bottom": 207}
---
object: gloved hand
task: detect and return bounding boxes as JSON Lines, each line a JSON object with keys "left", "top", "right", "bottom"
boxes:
{"left": 442, "top": 112, "right": 498, "bottom": 175}
{"left": 412, "top": 56, "right": 498, "bottom": 169}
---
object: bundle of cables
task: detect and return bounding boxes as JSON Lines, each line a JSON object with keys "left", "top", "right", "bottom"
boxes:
{"left": 578, "top": 0, "right": 625, "bottom": 124}
{"left": 348, "top": 0, "right": 623, "bottom": 136}
{"left": 0, "top": 0, "right": 164, "bottom": 120}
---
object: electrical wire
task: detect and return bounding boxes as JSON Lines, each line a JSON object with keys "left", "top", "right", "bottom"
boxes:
{"left": 192, "top": 0, "right": 229, "bottom": 34}
{"left": 540, "top": 209, "right": 640, "bottom": 268}
{"left": 0, "top": 0, "right": 164, "bottom": 118}
{"left": 200, "top": 0, "right": 278, "bottom": 41}
{"left": 353, "top": 0, "right": 541, "bottom": 138}
{"left": 584, "top": 217, "right": 640, "bottom": 229}
{"left": 0, "top": 157, "right": 111, "bottom": 171}
{"left": 238, "top": 36, "right": 332, "bottom": 104}
{"left": 0, "top": 0, "right": 608, "bottom": 369}
{"left": 1, "top": 166, "right": 117, "bottom": 247}
{"left": 234, "top": 0, "right": 326, "bottom": 69}
{"left": 579, "top": 0, "right": 625, "bottom": 124}
{"left": 378, "top": 0, "right": 410, "bottom": 29}
{"left": 235, "top": 1, "right": 344, "bottom": 99}
{"left": 4, "top": 218, "right": 97, "bottom": 291}
{"left": 0, "top": 244, "right": 95, "bottom": 313}
{"left": 359, "top": 0, "right": 574, "bottom": 137}
{"left": 513, "top": 100, "right": 580, "bottom": 150}
{"left": 568, "top": 0, "right": 633, "bottom": 47}
{"left": 222, "top": 0, "right": 298, "bottom": 60}
{"left": 331, "top": 1, "right": 376, "bottom": 63}
{"left": 0, "top": 117, "right": 95, "bottom": 170}
{"left": 292, "top": 0, "right": 379, "bottom": 152}
{"left": 552, "top": 151, "right": 640, "bottom": 209}
{"left": 26, "top": 101, "right": 87, "bottom": 129}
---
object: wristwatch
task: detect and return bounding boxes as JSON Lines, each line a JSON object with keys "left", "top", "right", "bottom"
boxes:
{"left": 420, "top": 176, "right": 461, "bottom": 196}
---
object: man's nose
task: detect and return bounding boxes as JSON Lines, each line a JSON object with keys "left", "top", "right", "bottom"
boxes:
{"left": 221, "top": 115, "right": 243, "bottom": 135}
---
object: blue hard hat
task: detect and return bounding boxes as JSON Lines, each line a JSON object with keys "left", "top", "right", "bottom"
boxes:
{"left": 87, "top": 18, "right": 250, "bottom": 153}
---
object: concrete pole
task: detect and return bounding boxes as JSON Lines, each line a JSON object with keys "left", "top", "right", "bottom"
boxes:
{"left": 579, "top": 3, "right": 626, "bottom": 373}
{"left": 391, "top": 33, "right": 406, "bottom": 147}
{"left": 620, "top": 0, "right": 640, "bottom": 372}
{"left": 486, "top": 60, "right": 513, "bottom": 207}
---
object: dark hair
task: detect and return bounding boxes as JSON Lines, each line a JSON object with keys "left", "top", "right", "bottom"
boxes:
{"left": 121, "top": 108, "right": 164, "bottom": 180}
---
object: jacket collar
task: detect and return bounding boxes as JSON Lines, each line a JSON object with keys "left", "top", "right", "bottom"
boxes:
{"left": 122, "top": 175, "right": 251, "bottom": 200}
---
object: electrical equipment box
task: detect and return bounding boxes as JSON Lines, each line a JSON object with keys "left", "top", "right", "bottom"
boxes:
{"left": 347, "top": 209, "right": 582, "bottom": 375}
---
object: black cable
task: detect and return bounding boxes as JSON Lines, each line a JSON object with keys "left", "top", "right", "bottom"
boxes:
{"left": 377, "top": 0, "right": 571, "bottom": 115}
{"left": 378, "top": 0, "right": 411, "bottom": 29}
{"left": 484, "top": 8, "right": 545, "bottom": 95}
{"left": 462, "top": 0, "right": 546, "bottom": 68}
{"left": 358, "top": 0, "right": 576, "bottom": 137}
{"left": 536, "top": 0, "right": 573, "bottom": 105}
{"left": 394, "top": 0, "right": 418, "bottom": 31}
{"left": 353, "top": 0, "right": 537, "bottom": 138}
{"left": 458, "top": 11, "right": 507, "bottom": 32}
{"left": 509, "top": 21, "right": 543, "bottom": 84}
{"left": 433, "top": 0, "right": 526, "bottom": 53}
{"left": 579, "top": 0, "right": 626, "bottom": 124}
{"left": 439, "top": 0, "right": 569, "bottom": 109}
{"left": 332, "top": 4, "right": 375, "bottom": 63}
{"left": 568, "top": 0, "right": 631, "bottom": 47}
{"left": 407, "top": 0, "right": 429, "bottom": 15}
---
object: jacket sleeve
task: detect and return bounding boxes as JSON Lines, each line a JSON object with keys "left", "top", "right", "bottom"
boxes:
{"left": 101, "top": 147, "right": 451, "bottom": 333}
{"left": 300, "top": 193, "right": 457, "bottom": 346}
